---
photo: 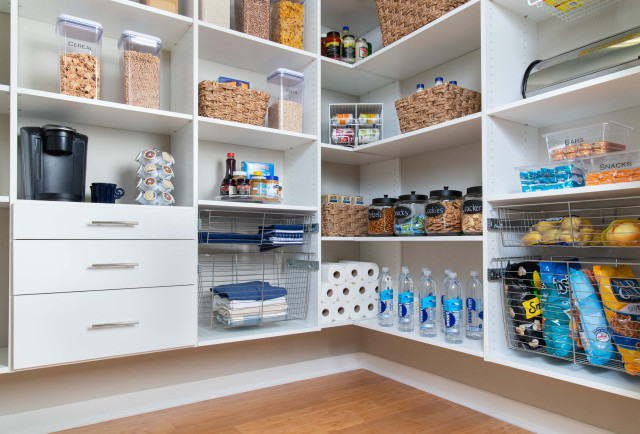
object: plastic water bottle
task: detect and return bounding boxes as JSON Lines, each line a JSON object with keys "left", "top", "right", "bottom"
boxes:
{"left": 444, "top": 272, "right": 463, "bottom": 344}
{"left": 397, "top": 266, "right": 414, "bottom": 332}
{"left": 378, "top": 267, "right": 394, "bottom": 327}
{"left": 434, "top": 76, "right": 444, "bottom": 86}
{"left": 466, "top": 271, "right": 484, "bottom": 340}
{"left": 448, "top": 80, "right": 458, "bottom": 85}
{"left": 419, "top": 268, "right": 437, "bottom": 337}
{"left": 416, "top": 83, "right": 425, "bottom": 93}
{"left": 440, "top": 269, "right": 452, "bottom": 333}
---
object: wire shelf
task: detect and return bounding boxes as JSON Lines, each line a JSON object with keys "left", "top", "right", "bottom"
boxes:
{"left": 493, "top": 196, "right": 640, "bottom": 248}
{"left": 198, "top": 252, "right": 315, "bottom": 329}
{"left": 493, "top": 256, "right": 640, "bottom": 376}
{"left": 328, "top": 103, "right": 383, "bottom": 147}
{"left": 529, "top": 0, "right": 621, "bottom": 22}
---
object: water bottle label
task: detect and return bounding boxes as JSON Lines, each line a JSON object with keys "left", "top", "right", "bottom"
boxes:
{"left": 467, "top": 297, "right": 475, "bottom": 324}
{"left": 379, "top": 300, "right": 387, "bottom": 314}
{"left": 420, "top": 308, "right": 429, "bottom": 323}
{"left": 399, "top": 304, "right": 410, "bottom": 318}
{"left": 398, "top": 292, "right": 414, "bottom": 304}
{"left": 380, "top": 289, "right": 393, "bottom": 301}
{"left": 444, "top": 298, "right": 462, "bottom": 312}
{"left": 421, "top": 296, "right": 436, "bottom": 309}
{"left": 445, "top": 311, "right": 460, "bottom": 329}
{"left": 467, "top": 325, "right": 480, "bottom": 332}
{"left": 478, "top": 311, "right": 484, "bottom": 320}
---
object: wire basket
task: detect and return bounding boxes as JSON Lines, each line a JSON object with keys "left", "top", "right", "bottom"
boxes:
{"left": 198, "top": 252, "right": 315, "bottom": 329}
{"left": 494, "top": 256, "right": 640, "bottom": 376}
{"left": 529, "top": 0, "right": 621, "bottom": 22}
{"left": 493, "top": 196, "right": 640, "bottom": 248}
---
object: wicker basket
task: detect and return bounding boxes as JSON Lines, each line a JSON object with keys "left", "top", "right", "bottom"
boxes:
{"left": 321, "top": 203, "right": 368, "bottom": 237}
{"left": 395, "top": 83, "right": 481, "bottom": 134}
{"left": 375, "top": 0, "right": 469, "bottom": 47}
{"left": 198, "top": 81, "right": 270, "bottom": 126}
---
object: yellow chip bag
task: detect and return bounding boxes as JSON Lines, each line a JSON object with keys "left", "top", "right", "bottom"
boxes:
{"left": 594, "top": 265, "right": 640, "bottom": 375}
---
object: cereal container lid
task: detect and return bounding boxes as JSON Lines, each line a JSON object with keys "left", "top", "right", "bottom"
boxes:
{"left": 371, "top": 194, "right": 398, "bottom": 205}
{"left": 429, "top": 186, "right": 462, "bottom": 198}
{"left": 398, "top": 191, "right": 427, "bottom": 201}
{"left": 267, "top": 68, "right": 304, "bottom": 81}
{"left": 118, "top": 30, "right": 162, "bottom": 55}
{"left": 56, "top": 14, "right": 103, "bottom": 41}
{"left": 466, "top": 186, "right": 482, "bottom": 195}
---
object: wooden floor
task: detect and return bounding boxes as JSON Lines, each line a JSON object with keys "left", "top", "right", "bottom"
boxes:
{"left": 61, "top": 370, "right": 530, "bottom": 433}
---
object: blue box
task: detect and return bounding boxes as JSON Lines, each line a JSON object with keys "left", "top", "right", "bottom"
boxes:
{"left": 218, "top": 76, "right": 250, "bottom": 89}
{"left": 242, "top": 162, "right": 275, "bottom": 179}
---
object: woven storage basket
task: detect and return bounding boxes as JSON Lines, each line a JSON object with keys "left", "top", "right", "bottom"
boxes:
{"left": 321, "top": 203, "right": 368, "bottom": 237}
{"left": 395, "top": 83, "right": 481, "bottom": 134}
{"left": 375, "top": 0, "right": 469, "bottom": 47}
{"left": 198, "top": 81, "right": 270, "bottom": 126}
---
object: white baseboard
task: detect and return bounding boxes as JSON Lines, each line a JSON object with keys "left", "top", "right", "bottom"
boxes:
{"left": 0, "top": 352, "right": 607, "bottom": 434}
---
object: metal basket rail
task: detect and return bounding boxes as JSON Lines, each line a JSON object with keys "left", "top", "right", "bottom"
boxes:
{"left": 529, "top": 0, "right": 621, "bottom": 22}
{"left": 492, "top": 256, "right": 640, "bottom": 376}
{"left": 198, "top": 252, "right": 316, "bottom": 329}
{"left": 492, "top": 196, "right": 640, "bottom": 248}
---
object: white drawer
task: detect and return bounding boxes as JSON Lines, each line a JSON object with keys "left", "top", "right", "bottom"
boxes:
{"left": 13, "top": 201, "right": 195, "bottom": 240}
{"left": 13, "top": 240, "right": 196, "bottom": 295}
{"left": 13, "top": 286, "right": 197, "bottom": 369}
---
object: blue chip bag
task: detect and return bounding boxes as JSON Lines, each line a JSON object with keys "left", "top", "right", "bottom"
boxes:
{"left": 540, "top": 261, "right": 578, "bottom": 357}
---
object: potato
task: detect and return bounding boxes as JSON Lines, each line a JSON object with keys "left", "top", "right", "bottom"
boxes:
{"left": 561, "top": 216, "right": 581, "bottom": 232}
{"left": 522, "top": 231, "right": 543, "bottom": 246}
{"left": 542, "top": 229, "right": 560, "bottom": 244}
{"left": 533, "top": 220, "right": 559, "bottom": 234}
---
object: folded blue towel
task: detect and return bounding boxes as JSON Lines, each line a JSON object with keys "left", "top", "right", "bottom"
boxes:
{"left": 198, "top": 232, "right": 262, "bottom": 244}
{"left": 213, "top": 281, "right": 288, "bottom": 301}
{"left": 259, "top": 225, "right": 304, "bottom": 231}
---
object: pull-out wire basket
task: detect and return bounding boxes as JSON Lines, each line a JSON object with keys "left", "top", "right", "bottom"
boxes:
{"left": 529, "top": 0, "right": 621, "bottom": 22}
{"left": 493, "top": 196, "right": 640, "bottom": 248}
{"left": 493, "top": 256, "right": 640, "bottom": 376}
{"left": 198, "top": 252, "right": 316, "bottom": 329}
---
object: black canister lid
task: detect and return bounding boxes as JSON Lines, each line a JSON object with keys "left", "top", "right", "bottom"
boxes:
{"left": 429, "top": 186, "right": 462, "bottom": 198}
{"left": 466, "top": 185, "right": 482, "bottom": 195}
{"left": 327, "top": 31, "right": 340, "bottom": 38}
{"left": 398, "top": 191, "right": 427, "bottom": 201}
{"left": 371, "top": 194, "right": 398, "bottom": 205}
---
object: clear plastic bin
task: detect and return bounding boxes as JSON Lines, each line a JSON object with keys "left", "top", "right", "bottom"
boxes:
{"left": 516, "top": 160, "right": 586, "bottom": 193}
{"left": 583, "top": 150, "right": 640, "bottom": 186}
{"left": 270, "top": 0, "right": 305, "bottom": 50}
{"left": 544, "top": 121, "right": 633, "bottom": 162}
{"left": 56, "top": 15, "right": 103, "bottom": 100}
{"left": 118, "top": 31, "right": 162, "bottom": 109}
{"left": 235, "top": 0, "right": 270, "bottom": 39}
{"left": 267, "top": 68, "right": 304, "bottom": 133}
{"left": 199, "top": 0, "right": 230, "bottom": 28}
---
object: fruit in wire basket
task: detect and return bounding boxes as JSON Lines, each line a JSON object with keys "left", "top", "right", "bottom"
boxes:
{"left": 522, "top": 231, "right": 543, "bottom": 246}
{"left": 602, "top": 219, "right": 640, "bottom": 247}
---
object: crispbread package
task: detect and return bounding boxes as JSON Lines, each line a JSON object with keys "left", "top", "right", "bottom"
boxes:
{"left": 539, "top": 262, "right": 577, "bottom": 357}
{"left": 594, "top": 265, "right": 640, "bottom": 375}
{"left": 505, "top": 262, "right": 545, "bottom": 350}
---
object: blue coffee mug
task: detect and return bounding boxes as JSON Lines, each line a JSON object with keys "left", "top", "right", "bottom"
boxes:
{"left": 91, "top": 183, "right": 125, "bottom": 204}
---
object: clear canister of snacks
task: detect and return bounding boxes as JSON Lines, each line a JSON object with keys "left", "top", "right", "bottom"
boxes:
{"left": 56, "top": 15, "right": 103, "bottom": 100}
{"left": 267, "top": 68, "right": 304, "bottom": 133}
{"left": 200, "top": 0, "right": 231, "bottom": 28}
{"left": 426, "top": 187, "right": 463, "bottom": 235}
{"left": 394, "top": 191, "right": 427, "bottom": 236}
{"left": 462, "top": 186, "right": 483, "bottom": 235}
{"left": 118, "top": 31, "right": 162, "bottom": 109}
{"left": 270, "top": 0, "right": 305, "bottom": 50}
{"left": 235, "top": 0, "right": 270, "bottom": 39}
{"left": 368, "top": 195, "right": 397, "bottom": 236}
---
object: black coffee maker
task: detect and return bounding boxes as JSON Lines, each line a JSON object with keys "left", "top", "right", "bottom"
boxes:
{"left": 20, "top": 125, "right": 88, "bottom": 202}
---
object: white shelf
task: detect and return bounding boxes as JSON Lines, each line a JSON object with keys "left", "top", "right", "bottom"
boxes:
{"left": 321, "top": 0, "right": 481, "bottom": 96}
{"left": 198, "top": 116, "right": 317, "bottom": 150}
{"left": 355, "top": 318, "right": 484, "bottom": 358}
{"left": 490, "top": 0, "right": 553, "bottom": 22}
{"left": 0, "top": 196, "right": 9, "bottom": 208}
{"left": 198, "top": 200, "right": 317, "bottom": 213}
{"left": 487, "top": 182, "right": 640, "bottom": 206}
{"left": 0, "top": 347, "right": 7, "bottom": 374}
{"left": 198, "top": 21, "right": 317, "bottom": 74}
{"left": 488, "top": 66, "right": 640, "bottom": 128}
{"left": 321, "top": 143, "right": 394, "bottom": 166}
{"left": 320, "top": 320, "right": 355, "bottom": 328}
{"left": 17, "top": 88, "right": 192, "bottom": 134}
{"left": 322, "top": 236, "right": 483, "bottom": 242}
{"left": 18, "top": 0, "right": 192, "bottom": 48}
{"left": 197, "top": 321, "right": 320, "bottom": 346}
{"left": 0, "top": 84, "right": 7, "bottom": 115}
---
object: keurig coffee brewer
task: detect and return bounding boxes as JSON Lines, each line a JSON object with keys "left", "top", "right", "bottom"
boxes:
{"left": 20, "top": 124, "right": 88, "bottom": 202}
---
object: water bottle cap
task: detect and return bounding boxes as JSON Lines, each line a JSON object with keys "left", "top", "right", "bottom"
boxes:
{"left": 382, "top": 267, "right": 389, "bottom": 273}
{"left": 417, "top": 83, "right": 424, "bottom": 87}
{"left": 471, "top": 271, "right": 479, "bottom": 277}
{"left": 425, "top": 269, "right": 431, "bottom": 276}
{"left": 444, "top": 269, "right": 452, "bottom": 274}
{"left": 402, "top": 266, "right": 409, "bottom": 274}
{"left": 343, "top": 26, "right": 349, "bottom": 30}
{"left": 448, "top": 80, "right": 457, "bottom": 85}
{"left": 435, "top": 77, "right": 443, "bottom": 81}
{"left": 450, "top": 272, "right": 457, "bottom": 278}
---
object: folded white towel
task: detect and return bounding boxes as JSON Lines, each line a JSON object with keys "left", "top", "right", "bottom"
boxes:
{"left": 214, "top": 296, "right": 286, "bottom": 309}
{"left": 216, "top": 304, "right": 288, "bottom": 318}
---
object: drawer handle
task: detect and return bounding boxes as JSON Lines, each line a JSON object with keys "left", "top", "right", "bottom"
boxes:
{"left": 90, "top": 321, "right": 139, "bottom": 329}
{"left": 90, "top": 221, "right": 139, "bottom": 227}
{"left": 90, "top": 263, "right": 139, "bottom": 269}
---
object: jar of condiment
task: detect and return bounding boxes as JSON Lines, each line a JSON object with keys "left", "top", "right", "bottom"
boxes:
{"left": 220, "top": 178, "right": 237, "bottom": 196}
{"left": 250, "top": 171, "right": 266, "bottom": 199}
{"left": 426, "top": 186, "right": 463, "bottom": 235}
{"left": 237, "top": 178, "right": 251, "bottom": 196}
{"left": 462, "top": 186, "right": 483, "bottom": 235}
{"left": 341, "top": 33, "right": 356, "bottom": 64}
{"left": 368, "top": 195, "right": 397, "bottom": 236}
{"left": 325, "top": 31, "right": 341, "bottom": 60}
{"left": 232, "top": 170, "right": 247, "bottom": 181}
{"left": 321, "top": 34, "right": 327, "bottom": 57}
{"left": 355, "top": 37, "right": 368, "bottom": 62}
{"left": 394, "top": 191, "right": 427, "bottom": 236}
{"left": 265, "top": 175, "right": 280, "bottom": 201}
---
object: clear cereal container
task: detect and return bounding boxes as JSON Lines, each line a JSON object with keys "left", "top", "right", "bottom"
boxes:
{"left": 56, "top": 15, "right": 103, "bottom": 100}
{"left": 270, "top": 0, "right": 305, "bottom": 50}
{"left": 235, "top": 0, "right": 270, "bottom": 39}
{"left": 118, "top": 31, "right": 162, "bottom": 109}
{"left": 544, "top": 121, "right": 633, "bottom": 162}
{"left": 267, "top": 68, "right": 304, "bottom": 133}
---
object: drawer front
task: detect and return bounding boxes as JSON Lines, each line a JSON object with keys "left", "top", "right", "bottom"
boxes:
{"left": 13, "top": 201, "right": 195, "bottom": 239}
{"left": 13, "top": 240, "right": 196, "bottom": 295}
{"left": 13, "top": 286, "right": 197, "bottom": 369}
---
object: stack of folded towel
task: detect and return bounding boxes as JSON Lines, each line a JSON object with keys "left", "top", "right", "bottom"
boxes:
{"left": 258, "top": 225, "right": 304, "bottom": 246}
{"left": 213, "top": 281, "right": 288, "bottom": 326}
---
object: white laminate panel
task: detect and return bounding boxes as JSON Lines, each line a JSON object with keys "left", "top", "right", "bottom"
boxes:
{"left": 12, "top": 286, "right": 197, "bottom": 369}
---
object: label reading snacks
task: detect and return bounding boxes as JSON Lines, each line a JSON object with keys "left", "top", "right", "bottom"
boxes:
{"left": 394, "top": 206, "right": 412, "bottom": 219}
{"left": 426, "top": 203, "right": 446, "bottom": 217}
{"left": 463, "top": 200, "right": 483, "bottom": 214}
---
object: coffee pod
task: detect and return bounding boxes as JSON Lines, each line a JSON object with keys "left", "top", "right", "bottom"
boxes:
{"left": 136, "top": 190, "right": 157, "bottom": 205}
{"left": 157, "top": 165, "right": 174, "bottom": 180}
{"left": 157, "top": 192, "right": 175, "bottom": 206}
{"left": 157, "top": 151, "right": 175, "bottom": 167}
{"left": 137, "top": 163, "right": 158, "bottom": 179}
{"left": 136, "top": 177, "right": 158, "bottom": 192}
{"left": 157, "top": 179, "right": 174, "bottom": 193}
{"left": 135, "top": 149, "right": 158, "bottom": 165}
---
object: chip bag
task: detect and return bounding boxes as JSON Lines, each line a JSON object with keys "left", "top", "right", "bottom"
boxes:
{"left": 505, "top": 262, "right": 545, "bottom": 350}
{"left": 539, "top": 262, "right": 577, "bottom": 357}
{"left": 593, "top": 265, "right": 640, "bottom": 375}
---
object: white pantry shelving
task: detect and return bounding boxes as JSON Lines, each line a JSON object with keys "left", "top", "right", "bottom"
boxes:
{"left": 321, "top": 236, "right": 483, "bottom": 242}
{"left": 198, "top": 321, "right": 321, "bottom": 346}
{"left": 198, "top": 200, "right": 317, "bottom": 213}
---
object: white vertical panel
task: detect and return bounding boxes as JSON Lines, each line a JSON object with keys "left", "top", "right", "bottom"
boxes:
{"left": 359, "top": 80, "right": 400, "bottom": 139}
{"left": 359, "top": 157, "right": 400, "bottom": 204}
{"left": 321, "top": 162, "right": 360, "bottom": 196}
{"left": 0, "top": 208, "right": 8, "bottom": 349}
{"left": 171, "top": 26, "right": 194, "bottom": 114}
{"left": 171, "top": 122, "right": 195, "bottom": 207}
{"left": 283, "top": 142, "right": 317, "bottom": 207}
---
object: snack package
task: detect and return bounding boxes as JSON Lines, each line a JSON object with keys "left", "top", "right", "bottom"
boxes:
{"left": 594, "top": 265, "right": 640, "bottom": 375}
{"left": 539, "top": 262, "right": 577, "bottom": 357}
{"left": 505, "top": 262, "right": 545, "bottom": 350}
{"left": 570, "top": 268, "right": 616, "bottom": 365}
{"left": 522, "top": 216, "right": 583, "bottom": 246}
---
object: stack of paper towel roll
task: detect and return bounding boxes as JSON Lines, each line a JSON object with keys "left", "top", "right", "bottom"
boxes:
{"left": 320, "top": 261, "right": 380, "bottom": 324}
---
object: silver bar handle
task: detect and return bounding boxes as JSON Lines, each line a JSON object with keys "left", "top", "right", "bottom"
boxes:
{"left": 90, "top": 263, "right": 139, "bottom": 269}
{"left": 90, "top": 221, "right": 139, "bottom": 226}
{"left": 90, "top": 321, "right": 139, "bottom": 329}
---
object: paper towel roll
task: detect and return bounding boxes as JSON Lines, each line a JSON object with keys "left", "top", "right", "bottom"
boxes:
{"left": 320, "top": 306, "right": 334, "bottom": 323}
{"left": 321, "top": 263, "right": 346, "bottom": 285}
{"left": 347, "top": 301, "right": 366, "bottom": 320}
{"left": 363, "top": 298, "right": 378, "bottom": 318}
{"left": 320, "top": 282, "right": 339, "bottom": 306}
{"left": 336, "top": 283, "right": 356, "bottom": 303}
{"left": 339, "top": 261, "right": 379, "bottom": 283}
{"left": 365, "top": 282, "right": 379, "bottom": 300}
{"left": 333, "top": 304, "right": 349, "bottom": 322}
{"left": 354, "top": 282, "right": 368, "bottom": 301}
